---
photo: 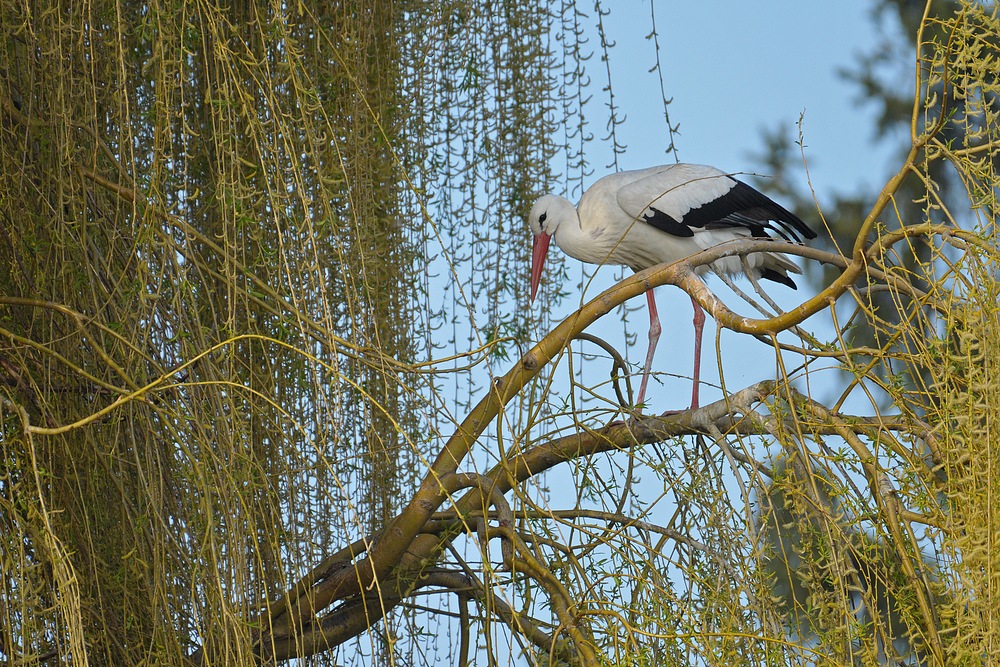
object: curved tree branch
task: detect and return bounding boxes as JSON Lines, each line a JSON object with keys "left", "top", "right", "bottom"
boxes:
{"left": 256, "top": 224, "right": 965, "bottom": 660}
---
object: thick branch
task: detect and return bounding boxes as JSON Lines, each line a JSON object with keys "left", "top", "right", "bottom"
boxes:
{"left": 258, "top": 228, "right": 954, "bottom": 658}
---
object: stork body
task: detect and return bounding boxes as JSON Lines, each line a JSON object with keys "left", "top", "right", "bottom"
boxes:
{"left": 528, "top": 163, "right": 816, "bottom": 410}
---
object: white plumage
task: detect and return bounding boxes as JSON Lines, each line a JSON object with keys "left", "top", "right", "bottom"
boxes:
{"left": 529, "top": 163, "right": 816, "bottom": 410}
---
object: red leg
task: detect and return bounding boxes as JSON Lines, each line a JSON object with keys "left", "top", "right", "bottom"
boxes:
{"left": 690, "top": 296, "right": 705, "bottom": 410}
{"left": 636, "top": 289, "right": 661, "bottom": 409}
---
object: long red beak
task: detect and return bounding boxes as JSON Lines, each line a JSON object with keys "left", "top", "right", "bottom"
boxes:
{"left": 530, "top": 232, "right": 551, "bottom": 303}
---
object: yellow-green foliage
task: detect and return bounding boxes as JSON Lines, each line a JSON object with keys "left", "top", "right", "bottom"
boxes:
{"left": 1, "top": 1, "right": 999, "bottom": 666}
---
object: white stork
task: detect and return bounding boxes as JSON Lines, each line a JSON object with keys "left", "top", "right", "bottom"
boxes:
{"left": 528, "top": 163, "right": 816, "bottom": 410}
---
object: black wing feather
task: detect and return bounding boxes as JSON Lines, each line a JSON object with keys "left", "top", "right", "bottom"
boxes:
{"left": 641, "top": 178, "right": 817, "bottom": 243}
{"left": 641, "top": 209, "right": 694, "bottom": 237}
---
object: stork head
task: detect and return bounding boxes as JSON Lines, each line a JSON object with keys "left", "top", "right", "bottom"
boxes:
{"left": 528, "top": 194, "right": 573, "bottom": 302}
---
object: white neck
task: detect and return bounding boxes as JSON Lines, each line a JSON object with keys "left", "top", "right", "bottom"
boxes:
{"left": 550, "top": 197, "right": 602, "bottom": 264}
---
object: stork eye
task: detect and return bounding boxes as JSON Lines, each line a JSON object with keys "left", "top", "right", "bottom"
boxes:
{"left": 539, "top": 212, "right": 547, "bottom": 224}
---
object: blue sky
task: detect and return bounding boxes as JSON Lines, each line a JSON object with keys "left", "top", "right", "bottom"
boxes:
{"left": 439, "top": 3, "right": 912, "bottom": 661}
{"left": 602, "top": 1, "right": 901, "bottom": 192}
{"left": 535, "top": 0, "right": 905, "bottom": 412}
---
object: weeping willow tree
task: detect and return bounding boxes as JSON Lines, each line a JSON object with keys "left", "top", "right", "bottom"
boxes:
{"left": 0, "top": 0, "right": 552, "bottom": 663}
{"left": 1, "top": 1, "right": 999, "bottom": 666}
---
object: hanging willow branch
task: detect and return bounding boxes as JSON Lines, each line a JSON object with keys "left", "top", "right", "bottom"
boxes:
{"left": 2, "top": 2, "right": 999, "bottom": 666}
